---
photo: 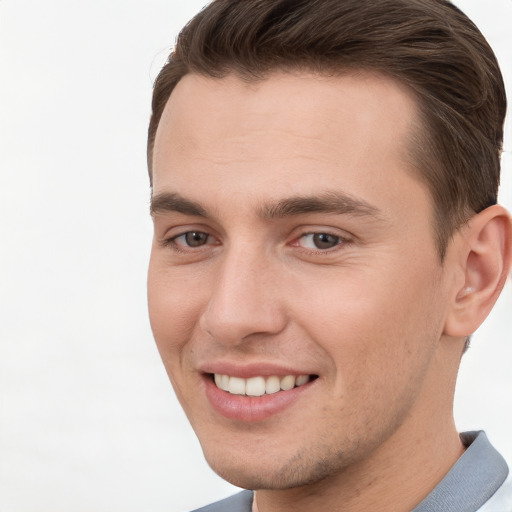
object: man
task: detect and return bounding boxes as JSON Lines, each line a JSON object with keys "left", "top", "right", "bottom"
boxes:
{"left": 146, "top": 0, "right": 512, "bottom": 510}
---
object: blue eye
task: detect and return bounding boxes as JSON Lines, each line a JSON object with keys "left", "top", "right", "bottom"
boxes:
{"left": 300, "top": 233, "right": 342, "bottom": 250}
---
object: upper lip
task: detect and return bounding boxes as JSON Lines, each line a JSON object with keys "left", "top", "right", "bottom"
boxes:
{"left": 199, "top": 361, "right": 317, "bottom": 379}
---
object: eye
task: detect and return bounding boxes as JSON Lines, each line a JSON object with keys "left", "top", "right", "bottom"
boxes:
{"left": 172, "top": 231, "right": 212, "bottom": 248}
{"left": 298, "top": 232, "right": 343, "bottom": 250}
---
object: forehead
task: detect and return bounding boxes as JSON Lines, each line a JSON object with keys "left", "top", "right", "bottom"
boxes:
{"left": 152, "top": 71, "right": 429, "bottom": 225}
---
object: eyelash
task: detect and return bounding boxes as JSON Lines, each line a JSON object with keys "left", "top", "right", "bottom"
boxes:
{"left": 161, "top": 229, "right": 350, "bottom": 255}
{"left": 160, "top": 231, "right": 218, "bottom": 253}
{"left": 293, "top": 231, "right": 348, "bottom": 253}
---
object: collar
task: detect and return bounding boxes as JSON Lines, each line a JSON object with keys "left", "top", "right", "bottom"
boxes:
{"left": 412, "top": 431, "right": 509, "bottom": 512}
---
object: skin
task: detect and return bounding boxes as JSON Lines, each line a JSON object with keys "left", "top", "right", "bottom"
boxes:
{"left": 148, "top": 71, "right": 474, "bottom": 511}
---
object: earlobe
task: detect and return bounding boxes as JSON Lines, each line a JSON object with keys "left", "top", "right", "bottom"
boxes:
{"left": 444, "top": 205, "right": 512, "bottom": 338}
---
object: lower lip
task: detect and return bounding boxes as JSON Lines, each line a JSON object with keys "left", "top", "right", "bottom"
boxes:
{"left": 203, "top": 375, "right": 315, "bottom": 422}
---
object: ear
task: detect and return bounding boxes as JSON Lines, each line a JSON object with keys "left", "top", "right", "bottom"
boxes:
{"left": 444, "top": 204, "right": 512, "bottom": 338}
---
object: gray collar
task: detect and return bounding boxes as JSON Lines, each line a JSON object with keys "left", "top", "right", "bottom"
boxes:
{"left": 412, "top": 431, "right": 509, "bottom": 512}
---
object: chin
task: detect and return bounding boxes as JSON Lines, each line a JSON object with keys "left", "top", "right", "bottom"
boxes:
{"left": 203, "top": 445, "right": 351, "bottom": 491}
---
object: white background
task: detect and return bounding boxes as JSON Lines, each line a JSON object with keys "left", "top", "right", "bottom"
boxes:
{"left": 0, "top": 1, "right": 511, "bottom": 511}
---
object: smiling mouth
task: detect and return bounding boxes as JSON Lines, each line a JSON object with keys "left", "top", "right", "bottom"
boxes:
{"left": 212, "top": 373, "right": 317, "bottom": 397}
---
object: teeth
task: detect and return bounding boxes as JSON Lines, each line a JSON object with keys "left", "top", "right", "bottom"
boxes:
{"left": 215, "top": 374, "right": 230, "bottom": 392}
{"left": 213, "top": 374, "right": 311, "bottom": 396}
{"left": 280, "top": 375, "right": 295, "bottom": 391}
{"left": 296, "top": 375, "right": 310, "bottom": 386}
{"left": 246, "top": 376, "right": 266, "bottom": 396}
{"left": 220, "top": 374, "right": 229, "bottom": 390}
{"left": 229, "top": 376, "right": 246, "bottom": 395}
{"left": 265, "top": 376, "right": 281, "bottom": 394}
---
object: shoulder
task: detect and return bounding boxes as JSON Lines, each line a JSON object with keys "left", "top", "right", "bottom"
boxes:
{"left": 190, "top": 490, "right": 254, "bottom": 512}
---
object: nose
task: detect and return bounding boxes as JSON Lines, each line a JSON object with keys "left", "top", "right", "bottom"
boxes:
{"left": 199, "top": 247, "right": 287, "bottom": 345}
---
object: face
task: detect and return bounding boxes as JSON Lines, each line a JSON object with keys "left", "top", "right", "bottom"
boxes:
{"left": 148, "top": 71, "right": 455, "bottom": 490}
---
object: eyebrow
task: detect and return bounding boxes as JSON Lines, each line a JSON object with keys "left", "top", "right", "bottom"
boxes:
{"left": 258, "top": 192, "right": 382, "bottom": 220}
{"left": 150, "top": 191, "right": 382, "bottom": 220}
{"left": 150, "top": 192, "right": 208, "bottom": 217}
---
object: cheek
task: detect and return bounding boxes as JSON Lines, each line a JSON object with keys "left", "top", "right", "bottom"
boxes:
{"left": 147, "top": 256, "right": 204, "bottom": 362}
{"left": 147, "top": 258, "right": 210, "bottom": 415}
{"left": 293, "top": 261, "right": 443, "bottom": 393}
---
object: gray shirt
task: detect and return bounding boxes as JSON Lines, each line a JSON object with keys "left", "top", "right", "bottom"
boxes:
{"left": 191, "top": 431, "right": 509, "bottom": 512}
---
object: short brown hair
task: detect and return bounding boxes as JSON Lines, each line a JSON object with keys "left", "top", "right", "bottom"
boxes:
{"left": 147, "top": 0, "right": 506, "bottom": 258}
